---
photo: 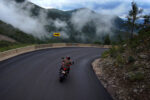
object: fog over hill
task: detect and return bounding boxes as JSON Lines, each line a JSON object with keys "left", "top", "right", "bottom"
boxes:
{"left": 0, "top": 0, "right": 125, "bottom": 42}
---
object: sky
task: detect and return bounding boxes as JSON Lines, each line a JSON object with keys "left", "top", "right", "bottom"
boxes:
{"left": 28, "top": 0, "right": 150, "bottom": 18}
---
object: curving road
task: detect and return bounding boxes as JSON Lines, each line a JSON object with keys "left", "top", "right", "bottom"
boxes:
{"left": 0, "top": 47, "right": 113, "bottom": 100}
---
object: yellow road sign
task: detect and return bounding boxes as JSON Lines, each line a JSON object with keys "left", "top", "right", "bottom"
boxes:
{"left": 53, "top": 33, "right": 60, "bottom": 37}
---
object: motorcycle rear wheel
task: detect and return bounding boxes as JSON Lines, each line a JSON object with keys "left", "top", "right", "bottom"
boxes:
{"left": 59, "top": 77, "right": 64, "bottom": 82}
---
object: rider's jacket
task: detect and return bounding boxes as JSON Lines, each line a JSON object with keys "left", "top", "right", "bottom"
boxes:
{"left": 61, "top": 58, "right": 72, "bottom": 68}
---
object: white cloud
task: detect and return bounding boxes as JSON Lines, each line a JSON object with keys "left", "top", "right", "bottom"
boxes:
{"left": 71, "top": 9, "right": 93, "bottom": 31}
{"left": 53, "top": 19, "right": 67, "bottom": 29}
{"left": 0, "top": 0, "right": 48, "bottom": 38}
{"left": 96, "top": 3, "right": 129, "bottom": 17}
{"left": 70, "top": 8, "right": 116, "bottom": 37}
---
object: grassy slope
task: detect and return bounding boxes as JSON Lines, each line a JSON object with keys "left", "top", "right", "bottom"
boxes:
{"left": 0, "top": 20, "right": 42, "bottom": 44}
{"left": 0, "top": 20, "right": 44, "bottom": 52}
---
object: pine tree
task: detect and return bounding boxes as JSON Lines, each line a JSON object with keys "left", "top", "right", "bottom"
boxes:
{"left": 104, "top": 34, "right": 111, "bottom": 45}
{"left": 127, "top": 1, "right": 143, "bottom": 39}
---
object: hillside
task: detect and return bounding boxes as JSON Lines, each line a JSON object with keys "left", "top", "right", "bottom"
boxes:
{"left": 95, "top": 27, "right": 150, "bottom": 100}
{"left": 0, "top": 20, "right": 41, "bottom": 43}
{"left": 1, "top": 0, "right": 126, "bottom": 43}
{"left": 0, "top": 19, "right": 46, "bottom": 52}
{"left": 0, "top": 34, "right": 16, "bottom": 42}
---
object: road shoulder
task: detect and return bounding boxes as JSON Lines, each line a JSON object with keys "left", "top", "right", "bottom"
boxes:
{"left": 92, "top": 58, "right": 117, "bottom": 100}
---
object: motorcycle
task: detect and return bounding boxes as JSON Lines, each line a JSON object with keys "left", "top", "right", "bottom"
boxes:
{"left": 59, "top": 67, "right": 69, "bottom": 82}
{"left": 59, "top": 57, "right": 74, "bottom": 82}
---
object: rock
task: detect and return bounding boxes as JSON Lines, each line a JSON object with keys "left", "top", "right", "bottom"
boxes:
{"left": 139, "top": 54, "right": 148, "bottom": 59}
{"left": 146, "top": 63, "right": 150, "bottom": 69}
{"left": 139, "top": 89, "right": 143, "bottom": 93}
{"left": 142, "top": 85, "right": 145, "bottom": 88}
{"left": 133, "top": 88, "right": 138, "bottom": 93}
{"left": 123, "top": 44, "right": 127, "bottom": 47}
{"left": 118, "top": 89, "right": 124, "bottom": 94}
{"left": 112, "top": 85, "right": 117, "bottom": 88}
{"left": 134, "top": 61, "right": 139, "bottom": 65}
{"left": 118, "top": 96, "right": 123, "bottom": 100}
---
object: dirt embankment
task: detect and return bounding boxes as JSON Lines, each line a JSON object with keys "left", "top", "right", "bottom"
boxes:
{"left": 92, "top": 57, "right": 150, "bottom": 100}
{"left": 0, "top": 34, "right": 16, "bottom": 42}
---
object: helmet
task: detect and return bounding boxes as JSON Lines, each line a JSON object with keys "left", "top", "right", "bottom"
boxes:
{"left": 66, "top": 56, "right": 70, "bottom": 60}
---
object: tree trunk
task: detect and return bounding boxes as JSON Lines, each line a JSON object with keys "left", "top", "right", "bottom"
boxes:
{"left": 131, "top": 19, "right": 135, "bottom": 39}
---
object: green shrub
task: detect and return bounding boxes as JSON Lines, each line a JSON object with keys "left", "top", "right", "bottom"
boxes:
{"left": 109, "top": 46, "right": 118, "bottom": 58}
{"left": 104, "top": 34, "right": 111, "bottom": 45}
{"left": 93, "top": 41, "right": 102, "bottom": 45}
{"left": 102, "top": 50, "right": 109, "bottom": 58}
{"left": 128, "top": 56, "right": 135, "bottom": 63}
{"left": 111, "top": 41, "right": 117, "bottom": 45}
{"left": 128, "top": 39, "right": 139, "bottom": 49}
{"left": 118, "top": 45, "right": 125, "bottom": 53}
{"left": 128, "top": 72, "right": 144, "bottom": 81}
{"left": 0, "top": 40, "right": 13, "bottom": 47}
{"left": 116, "top": 54, "right": 125, "bottom": 64}
{"left": 0, "top": 43, "right": 30, "bottom": 52}
{"left": 128, "top": 64, "right": 139, "bottom": 71}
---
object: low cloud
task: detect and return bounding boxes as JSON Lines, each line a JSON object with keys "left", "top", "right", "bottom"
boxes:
{"left": 0, "top": 0, "right": 48, "bottom": 38}
{"left": 95, "top": 3, "right": 128, "bottom": 16}
{"left": 0, "top": 0, "right": 71, "bottom": 39}
{"left": 53, "top": 19, "right": 67, "bottom": 29}
{"left": 70, "top": 8, "right": 116, "bottom": 37}
{"left": 71, "top": 9, "right": 93, "bottom": 31}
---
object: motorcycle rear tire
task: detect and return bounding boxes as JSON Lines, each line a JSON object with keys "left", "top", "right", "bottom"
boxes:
{"left": 59, "top": 77, "right": 63, "bottom": 82}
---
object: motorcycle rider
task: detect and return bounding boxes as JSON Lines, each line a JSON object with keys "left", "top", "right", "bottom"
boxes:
{"left": 60, "top": 56, "right": 73, "bottom": 74}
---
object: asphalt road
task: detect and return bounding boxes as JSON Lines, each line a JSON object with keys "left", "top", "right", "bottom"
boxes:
{"left": 0, "top": 47, "right": 113, "bottom": 100}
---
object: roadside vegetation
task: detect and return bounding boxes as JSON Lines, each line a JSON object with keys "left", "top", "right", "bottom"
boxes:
{"left": 100, "top": 1, "right": 150, "bottom": 100}
{"left": 0, "top": 40, "right": 32, "bottom": 52}
{"left": 100, "top": 26, "right": 150, "bottom": 100}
